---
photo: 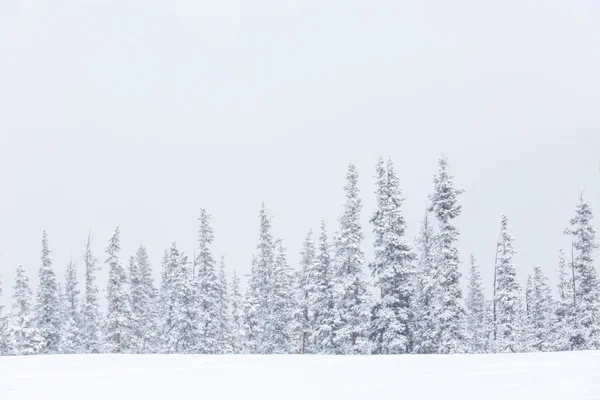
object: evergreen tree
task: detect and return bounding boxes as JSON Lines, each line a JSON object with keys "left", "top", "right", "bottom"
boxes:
{"left": 229, "top": 270, "right": 244, "bottom": 354}
{"left": 243, "top": 204, "right": 276, "bottom": 354}
{"left": 267, "top": 239, "right": 297, "bottom": 353}
{"left": 104, "top": 227, "right": 133, "bottom": 353}
{"left": 58, "top": 259, "right": 82, "bottom": 354}
{"left": 195, "top": 209, "right": 221, "bottom": 354}
{"left": 129, "top": 246, "right": 158, "bottom": 353}
{"left": 332, "top": 164, "right": 373, "bottom": 355}
{"left": 312, "top": 221, "right": 336, "bottom": 354}
{"left": 9, "top": 265, "right": 41, "bottom": 355}
{"left": 411, "top": 211, "right": 438, "bottom": 354}
{"left": 529, "top": 265, "right": 554, "bottom": 351}
{"left": 0, "top": 273, "right": 8, "bottom": 355}
{"left": 465, "top": 254, "right": 488, "bottom": 353}
{"left": 554, "top": 249, "right": 575, "bottom": 351}
{"left": 428, "top": 156, "right": 466, "bottom": 354}
{"left": 81, "top": 234, "right": 103, "bottom": 353}
{"left": 369, "top": 157, "right": 415, "bottom": 354}
{"left": 297, "top": 229, "right": 317, "bottom": 354}
{"left": 216, "top": 256, "right": 233, "bottom": 354}
{"left": 35, "top": 231, "right": 61, "bottom": 354}
{"left": 494, "top": 214, "right": 521, "bottom": 353}
{"left": 161, "top": 243, "right": 198, "bottom": 353}
{"left": 565, "top": 195, "right": 600, "bottom": 349}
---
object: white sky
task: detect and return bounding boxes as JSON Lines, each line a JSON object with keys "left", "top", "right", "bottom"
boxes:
{"left": 1, "top": 0, "right": 600, "bottom": 303}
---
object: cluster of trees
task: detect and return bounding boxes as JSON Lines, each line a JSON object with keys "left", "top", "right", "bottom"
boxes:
{"left": 0, "top": 156, "right": 598, "bottom": 356}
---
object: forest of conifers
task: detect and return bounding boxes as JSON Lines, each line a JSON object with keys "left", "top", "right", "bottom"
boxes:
{"left": 0, "top": 156, "right": 598, "bottom": 356}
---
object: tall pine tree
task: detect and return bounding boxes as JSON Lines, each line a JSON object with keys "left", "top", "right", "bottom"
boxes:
{"left": 465, "top": 254, "right": 488, "bottom": 353}
{"left": 565, "top": 195, "right": 600, "bottom": 349}
{"left": 9, "top": 265, "right": 41, "bottom": 355}
{"left": 81, "top": 234, "right": 103, "bottom": 353}
{"left": 229, "top": 270, "right": 244, "bottom": 354}
{"left": 129, "top": 246, "right": 158, "bottom": 353}
{"left": 297, "top": 229, "right": 317, "bottom": 354}
{"left": 160, "top": 243, "right": 199, "bottom": 354}
{"left": 333, "top": 164, "right": 373, "bottom": 355}
{"left": 104, "top": 227, "right": 133, "bottom": 353}
{"left": 428, "top": 156, "right": 466, "bottom": 353}
{"left": 35, "top": 231, "right": 61, "bottom": 354}
{"left": 554, "top": 249, "right": 575, "bottom": 351}
{"left": 370, "top": 157, "right": 415, "bottom": 354}
{"left": 58, "top": 259, "right": 83, "bottom": 354}
{"left": 312, "top": 220, "right": 337, "bottom": 354}
{"left": 411, "top": 211, "right": 438, "bottom": 354}
{"left": 529, "top": 265, "right": 554, "bottom": 351}
{"left": 494, "top": 214, "right": 522, "bottom": 353}
{"left": 196, "top": 209, "right": 221, "bottom": 354}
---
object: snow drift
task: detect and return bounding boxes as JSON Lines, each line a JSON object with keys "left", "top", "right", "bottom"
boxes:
{"left": 1, "top": 351, "right": 598, "bottom": 399}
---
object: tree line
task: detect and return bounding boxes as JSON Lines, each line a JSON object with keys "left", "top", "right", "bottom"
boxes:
{"left": 0, "top": 156, "right": 598, "bottom": 356}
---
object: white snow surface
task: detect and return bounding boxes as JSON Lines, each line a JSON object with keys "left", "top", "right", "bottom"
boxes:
{"left": 1, "top": 352, "right": 599, "bottom": 399}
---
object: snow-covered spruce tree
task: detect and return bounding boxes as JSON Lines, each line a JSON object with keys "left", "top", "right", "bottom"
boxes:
{"left": 195, "top": 209, "right": 221, "bottom": 354}
{"left": 554, "top": 249, "right": 575, "bottom": 351}
{"left": 465, "top": 254, "right": 488, "bottom": 354}
{"left": 81, "top": 234, "right": 103, "bottom": 353}
{"left": 411, "top": 211, "right": 438, "bottom": 354}
{"left": 35, "top": 231, "right": 61, "bottom": 354}
{"left": 369, "top": 157, "right": 415, "bottom": 354}
{"left": 229, "top": 270, "right": 244, "bottom": 354}
{"left": 243, "top": 204, "right": 276, "bottom": 354}
{"left": 104, "top": 227, "right": 133, "bottom": 353}
{"left": 164, "top": 243, "right": 199, "bottom": 353}
{"left": 332, "top": 164, "right": 373, "bottom": 355}
{"left": 297, "top": 229, "right": 317, "bottom": 354}
{"left": 312, "top": 221, "right": 336, "bottom": 354}
{"left": 525, "top": 275, "right": 533, "bottom": 316}
{"left": 267, "top": 239, "right": 297, "bottom": 353}
{"left": 216, "top": 256, "right": 233, "bottom": 354}
{"left": 58, "top": 259, "right": 83, "bottom": 354}
{"left": 9, "top": 265, "right": 41, "bottom": 355}
{"left": 428, "top": 156, "right": 467, "bottom": 354}
{"left": 529, "top": 265, "right": 554, "bottom": 352}
{"left": 564, "top": 195, "right": 600, "bottom": 349}
{"left": 0, "top": 273, "right": 8, "bottom": 355}
{"left": 494, "top": 214, "right": 522, "bottom": 353}
{"left": 129, "top": 246, "right": 158, "bottom": 353}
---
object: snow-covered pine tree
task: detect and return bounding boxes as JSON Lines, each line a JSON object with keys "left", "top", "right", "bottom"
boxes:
{"left": 9, "top": 265, "right": 41, "bottom": 355}
{"left": 81, "top": 234, "right": 103, "bottom": 353}
{"left": 35, "top": 231, "right": 61, "bottom": 354}
{"left": 104, "top": 227, "right": 133, "bottom": 353}
{"left": 494, "top": 214, "right": 522, "bottom": 353}
{"left": 0, "top": 273, "right": 8, "bottom": 355}
{"left": 525, "top": 275, "right": 533, "bottom": 316}
{"left": 243, "top": 204, "right": 276, "bottom": 354}
{"left": 554, "top": 249, "right": 575, "bottom": 351}
{"left": 465, "top": 254, "right": 488, "bottom": 353}
{"left": 216, "top": 256, "right": 233, "bottom": 354}
{"left": 564, "top": 195, "right": 600, "bottom": 349}
{"left": 312, "top": 220, "right": 336, "bottom": 354}
{"left": 268, "top": 238, "right": 297, "bottom": 354}
{"left": 195, "top": 209, "right": 221, "bottom": 354}
{"left": 529, "top": 265, "right": 554, "bottom": 351}
{"left": 297, "top": 229, "right": 317, "bottom": 354}
{"left": 411, "top": 211, "right": 438, "bottom": 354}
{"left": 229, "top": 270, "right": 244, "bottom": 354}
{"left": 332, "top": 164, "right": 373, "bottom": 355}
{"left": 370, "top": 157, "right": 415, "bottom": 354}
{"left": 428, "top": 156, "right": 467, "bottom": 354}
{"left": 161, "top": 243, "right": 199, "bottom": 354}
{"left": 129, "top": 246, "right": 158, "bottom": 354}
{"left": 58, "top": 259, "right": 83, "bottom": 354}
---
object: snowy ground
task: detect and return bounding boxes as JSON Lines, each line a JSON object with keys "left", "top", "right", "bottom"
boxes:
{"left": 1, "top": 351, "right": 598, "bottom": 399}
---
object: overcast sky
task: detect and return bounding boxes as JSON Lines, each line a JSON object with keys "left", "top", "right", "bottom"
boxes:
{"left": 1, "top": 1, "right": 600, "bottom": 303}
